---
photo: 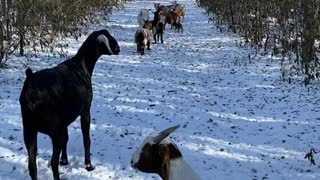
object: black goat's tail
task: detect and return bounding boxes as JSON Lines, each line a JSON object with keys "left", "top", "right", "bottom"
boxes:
{"left": 25, "top": 68, "right": 33, "bottom": 79}
{"left": 21, "top": 67, "right": 36, "bottom": 111}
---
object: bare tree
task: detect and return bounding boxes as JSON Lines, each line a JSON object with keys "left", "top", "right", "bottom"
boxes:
{"left": 0, "top": 0, "right": 128, "bottom": 66}
{"left": 199, "top": 0, "right": 320, "bottom": 85}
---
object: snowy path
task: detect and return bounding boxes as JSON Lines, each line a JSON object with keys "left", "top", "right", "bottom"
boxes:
{"left": 1, "top": 0, "right": 320, "bottom": 179}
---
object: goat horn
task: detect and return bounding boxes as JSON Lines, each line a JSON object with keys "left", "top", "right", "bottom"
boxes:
{"left": 153, "top": 125, "right": 180, "bottom": 144}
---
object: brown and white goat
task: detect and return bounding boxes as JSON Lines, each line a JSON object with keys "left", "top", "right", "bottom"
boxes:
{"left": 169, "top": 10, "right": 180, "bottom": 29}
{"left": 143, "top": 20, "right": 153, "bottom": 31}
{"left": 172, "top": 1, "right": 186, "bottom": 20}
{"left": 135, "top": 28, "right": 151, "bottom": 55}
{"left": 175, "top": 8, "right": 185, "bottom": 21}
{"left": 131, "top": 125, "right": 201, "bottom": 180}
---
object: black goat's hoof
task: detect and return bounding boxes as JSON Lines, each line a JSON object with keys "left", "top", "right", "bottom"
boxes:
{"left": 85, "top": 164, "right": 95, "bottom": 171}
{"left": 60, "top": 159, "right": 69, "bottom": 166}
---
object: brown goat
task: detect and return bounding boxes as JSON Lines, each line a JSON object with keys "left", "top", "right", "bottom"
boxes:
{"left": 175, "top": 8, "right": 185, "bottom": 19}
{"left": 143, "top": 20, "right": 153, "bottom": 30}
{"left": 167, "top": 9, "right": 180, "bottom": 29}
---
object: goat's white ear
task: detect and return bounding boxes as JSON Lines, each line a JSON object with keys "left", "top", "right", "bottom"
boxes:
{"left": 97, "top": 34, "right": 113, "bottom": 55}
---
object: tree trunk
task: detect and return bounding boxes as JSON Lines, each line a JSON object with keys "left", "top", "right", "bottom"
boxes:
{"left": 0, "top": 0, "right": 4, "bottom": 64}
{"left": 302, "top": 1, "right": 317, "bottom": 86}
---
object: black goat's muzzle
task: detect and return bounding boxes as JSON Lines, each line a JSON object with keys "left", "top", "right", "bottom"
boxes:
{"left": 131, "top": 161, "right": 137, "bottom": 169}
{"left": 114, "top": 45, "right": 120, "bottom": 55}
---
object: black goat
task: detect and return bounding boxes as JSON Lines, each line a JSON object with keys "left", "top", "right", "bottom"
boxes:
{"left": 153, "top": 22, "right": 164, "bottom": 44}
{"left": 19, "top": 29, "right": 120, "bottom": 180}
{"left": 152, "top": 9, "right": 164, "bottom": 44}
{"left": 173, "top": 22, "right": 183, "bottom": 33}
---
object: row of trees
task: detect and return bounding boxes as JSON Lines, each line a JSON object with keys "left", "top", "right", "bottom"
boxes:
{"left": 0, "top": 0, "right": 128, "bottom": 66}
{"left": 198, "top": 0, "right": 320, "bottom": 85}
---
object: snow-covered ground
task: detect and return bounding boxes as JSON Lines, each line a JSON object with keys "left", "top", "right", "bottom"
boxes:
{"left": 1, "top": 0, "right": 320, "bottom": 179}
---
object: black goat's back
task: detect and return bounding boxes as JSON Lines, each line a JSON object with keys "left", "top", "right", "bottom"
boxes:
{"left": 19, "top": 59, "right": 92, "bottom": 134}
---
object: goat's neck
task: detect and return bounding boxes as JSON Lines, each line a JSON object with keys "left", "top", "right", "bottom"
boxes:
{"left": 168, "top": 158, "right": 201, "bottom": 180}
{"left": 75, "top": 52, "right": 100, "bottom": 77}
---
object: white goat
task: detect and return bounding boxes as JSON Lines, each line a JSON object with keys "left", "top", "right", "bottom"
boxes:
{"left": 137, "top": 9, "right": 151, "bottom": 28}
{"left": 131, "top": 125, "right": 201, "bottom": 180}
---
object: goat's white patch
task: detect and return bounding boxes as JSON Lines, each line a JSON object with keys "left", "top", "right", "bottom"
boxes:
{"left": 137, "top": 9, "right": 150, "bottom": 28}
{"left": 169, "top": 158, "right": 201, "bottom": 180}
{"left": 97, "top": 34, "right": 114, "bottom": 55}
{"left": 159, "top": 14, "right": 166, "bottom": 24}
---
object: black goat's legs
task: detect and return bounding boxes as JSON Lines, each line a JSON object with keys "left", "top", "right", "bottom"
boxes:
{"left": 60, "top": 129, "right": 69, "bottom": 165}
{"left": 51, "top": 132, "right": 64, "bottom": 180}
{"left": 81, "top": 110, "right": 94, "bottom": 171}
{"left": 160, "top": 33, "right": 163, "bottom": 44}
{"left": 24, "top": 129, "right": 38, "bottom": 180}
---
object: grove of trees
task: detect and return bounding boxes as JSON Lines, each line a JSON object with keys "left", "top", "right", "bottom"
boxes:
{"left": 198, "top": 0, "right": 320, "bottom": 85}
{"left": 0, "top": 0, "right": 128, "bottom": 66}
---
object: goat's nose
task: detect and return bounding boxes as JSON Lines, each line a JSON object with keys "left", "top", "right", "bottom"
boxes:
{"left": 130, "top": 160, "right": 136, "bottom": 168}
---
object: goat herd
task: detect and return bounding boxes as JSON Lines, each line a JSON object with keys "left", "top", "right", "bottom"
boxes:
{"left": 135, "top": 2, "right": 186, "bottom": 55}
{"left": 18, "top": 1, "right": 200, "bottom": 180}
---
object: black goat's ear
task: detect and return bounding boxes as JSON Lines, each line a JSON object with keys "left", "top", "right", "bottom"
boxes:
{"left": 100, "top": 29, "right": 110, "bottom": 36}
{"left": 97, "top": 34, "right": 114, "bottom": 55}
{"left": 25, "top": 68, "right": 33, "bottom": 81}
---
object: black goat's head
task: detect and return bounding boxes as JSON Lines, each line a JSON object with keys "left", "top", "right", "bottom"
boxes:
{"left": 96, "top": 29, "right": 120, "bottom": 55}
{"left": 131, "top": 125, "right": 182, "bottom": 179}
{"left": 80, "top": 29, "right": 120, "bottom": 56}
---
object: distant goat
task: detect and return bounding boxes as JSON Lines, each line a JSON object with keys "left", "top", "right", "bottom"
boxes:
{"left": 131, "top": 125, "right": 201, "bottom": 180}
{"left": 168, "top": 10, "right": 180, "bottom": 29}
{"left": 154, "top": 3, "right": 175, "bottom": 30}
{"left": 154, "top": 3, "right": 174, "bottom": 12}
{"left": 173, "top": 22, "right": 183, "bottom": 33}
{"left": 154, "top": 2, "right": 185, "bottom": 27}
{"left": 137, "top": 9, "right": 151, "bottom": 28}
{"left": 152, "top": 10, "right": 164, "bottom": 44}
{"left": 172, "top": 1, "right": 186, "bottom": 20}
{"left": 135, "top": 28, "right": 151, "bottom": 55}
{"left": 153, "top": 21, "right": 164, "bottom": 44}
{"left": 175, "top": 8, "right": 185, "bottom": 21}
{"left": 19, "top": 29, "right": 120, "bottom": 180}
